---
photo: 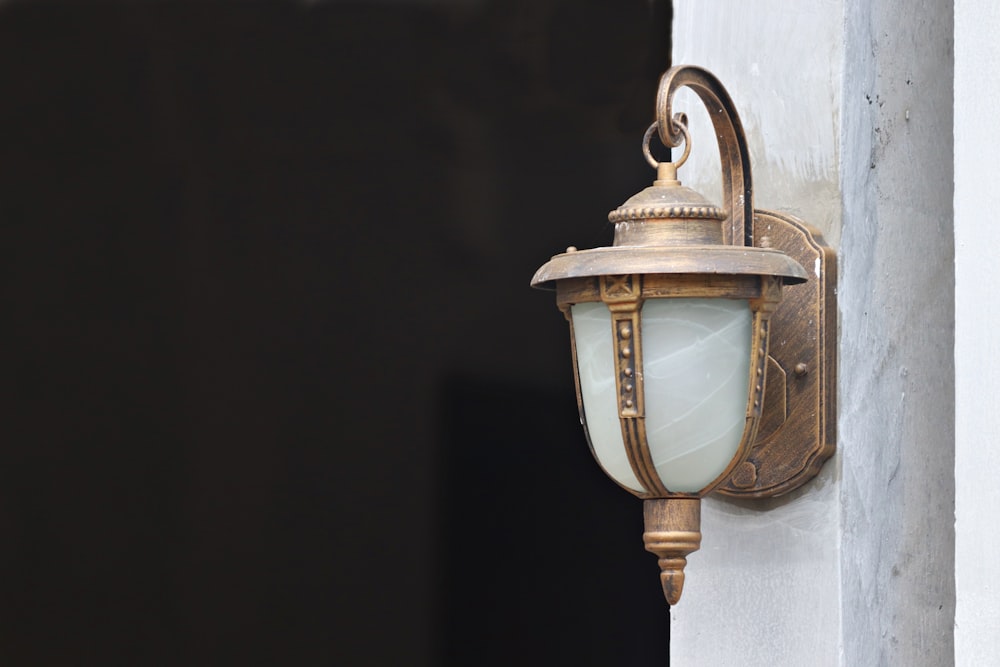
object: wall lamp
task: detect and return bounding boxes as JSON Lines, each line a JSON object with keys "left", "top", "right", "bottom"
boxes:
{"left": 531, "top": 65, "right": 836, "bottom": 606}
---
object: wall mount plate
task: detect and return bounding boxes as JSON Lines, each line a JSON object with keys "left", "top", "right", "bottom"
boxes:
{"left": 718, "top": 209, "right": 837, "bottom": 499}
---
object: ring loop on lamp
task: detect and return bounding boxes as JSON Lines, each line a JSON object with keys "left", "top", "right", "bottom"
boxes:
{"left": 643, "top": 114, "right": 692, "bottom": 170}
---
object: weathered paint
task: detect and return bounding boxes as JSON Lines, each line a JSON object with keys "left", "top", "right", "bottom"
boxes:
{"left": 672, "top": 1, "right": 843, "bottom": 248}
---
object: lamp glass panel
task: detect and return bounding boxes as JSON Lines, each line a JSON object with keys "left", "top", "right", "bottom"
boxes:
{"left": 571, "top": 302, "right": 645, "bottom": 493}
{"left": 642, "top": 298, "right": 751, "bottom": 492}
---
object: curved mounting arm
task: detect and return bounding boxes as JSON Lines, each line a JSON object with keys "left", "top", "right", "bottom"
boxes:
{"left": 655, "top": 66, "right": 754, "bottom": 248}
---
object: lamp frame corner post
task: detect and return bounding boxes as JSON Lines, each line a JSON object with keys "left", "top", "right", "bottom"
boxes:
{"left": 532, "top": 64, "right": 837, "bottom": 606}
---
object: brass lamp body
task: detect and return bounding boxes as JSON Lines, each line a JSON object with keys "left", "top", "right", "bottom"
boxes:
{"left": 531, "top": 65, "right": 837, "bottom": 606}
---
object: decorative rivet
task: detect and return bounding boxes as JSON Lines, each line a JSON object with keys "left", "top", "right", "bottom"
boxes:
{"left": 624, "top": 368, "right": 633, "bottom": 377}
{"left": 795, "top": 363, "right": 809, "bottom": 376}
{"left": 730, "top": 461, "right": 758, "bottom": 489}
{"left": 621, "top": 325, "right": 632, "bottom": 339}
{"left": 622, "top": 347, "right": 631, "bottom": 358}
{"left": 756, "top": 384, "right": 762, "bottom": 391}
{"left": 625, "top": 383, "right": 633, "bottom": 392}
{"left": 566, "top": 246, "right": 578, "bottom": 253}
{"left": 625, "top": 399, "right": 634, "bottom": 408}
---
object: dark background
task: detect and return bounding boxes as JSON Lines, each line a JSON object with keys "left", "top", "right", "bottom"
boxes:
{"left": 1, "top": 1, "right": 673, "bottom": 663}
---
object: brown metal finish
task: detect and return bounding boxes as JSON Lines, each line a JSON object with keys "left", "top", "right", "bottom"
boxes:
{"left": 557, "top": 272, "right": 767, "bottom": 306}
{"left": 643, "top": 498, "right": 702, "bottom": 605}
{"left": 610, "top": 310, "right": 643, "bottom": 420}
{"left": 531, "top": 63, "right": 838, "bottom": 606}
{"left": 719, "top": 210, "right": 838, "bottom": 498}
{"left": 613, "top": 217, "right": 724, "bottom": 248}
{"left": 534, "top": 245, "right": 806, "bottom": 290}
{"left": 656, "top": 66, "right": 755, "bottom": 246}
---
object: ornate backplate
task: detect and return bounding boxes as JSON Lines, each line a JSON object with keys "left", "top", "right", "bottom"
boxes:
{"left": 718, "top": 209, "right": 837, "bottom": 498}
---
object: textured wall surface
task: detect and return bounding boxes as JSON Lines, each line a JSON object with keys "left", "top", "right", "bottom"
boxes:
{"left": 954, "top": 1, "right": 1000, "bottom": 663}
{"left": 839, "top": 0, "right": 954, "bottom": 664}
{"left": 672, "top": 1, "right": 955, "bottom": 664}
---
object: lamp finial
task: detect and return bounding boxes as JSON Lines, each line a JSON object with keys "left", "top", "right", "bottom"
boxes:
{"left": 643, "top": 498, "right": 702, "bottom": 605}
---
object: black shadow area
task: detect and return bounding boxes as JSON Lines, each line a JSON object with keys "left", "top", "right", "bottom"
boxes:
{"left": 434, "top": 375, "right": 669, "bottom": 665}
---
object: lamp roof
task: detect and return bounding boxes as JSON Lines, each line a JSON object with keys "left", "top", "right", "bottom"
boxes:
{"left": 531, "top": 170, "right": 809, "bottom": 290}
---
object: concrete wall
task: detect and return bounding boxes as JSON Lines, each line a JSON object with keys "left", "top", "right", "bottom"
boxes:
{"left": 672, "top": 1, "right": 954, "bottom": 664}
{"left": 840, "top": 2, "right": 954, "bottom": 664}
{"left": 954, "top": 1, "right": 1000, "bottom": 664}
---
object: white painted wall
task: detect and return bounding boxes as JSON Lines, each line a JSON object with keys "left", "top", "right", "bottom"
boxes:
{"left": 672, "top": 1, "right": 843, "bottom": 247}
{"left": 954, "top": 1, "right": 1000, "bottom": 664}
{"left": 672, "top": 1, "right": 954, "bottom": 664}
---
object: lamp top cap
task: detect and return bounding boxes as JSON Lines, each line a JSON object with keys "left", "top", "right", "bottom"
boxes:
{"left": 608, "top": 171, "right": 725, "bottom": 224}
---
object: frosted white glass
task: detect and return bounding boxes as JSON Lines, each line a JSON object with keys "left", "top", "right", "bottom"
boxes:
{"left": 642, "top": 299, "right": 751, "bottom": 492}
{"left": 571, "top": 302, "right": 645, "bottom": 493}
